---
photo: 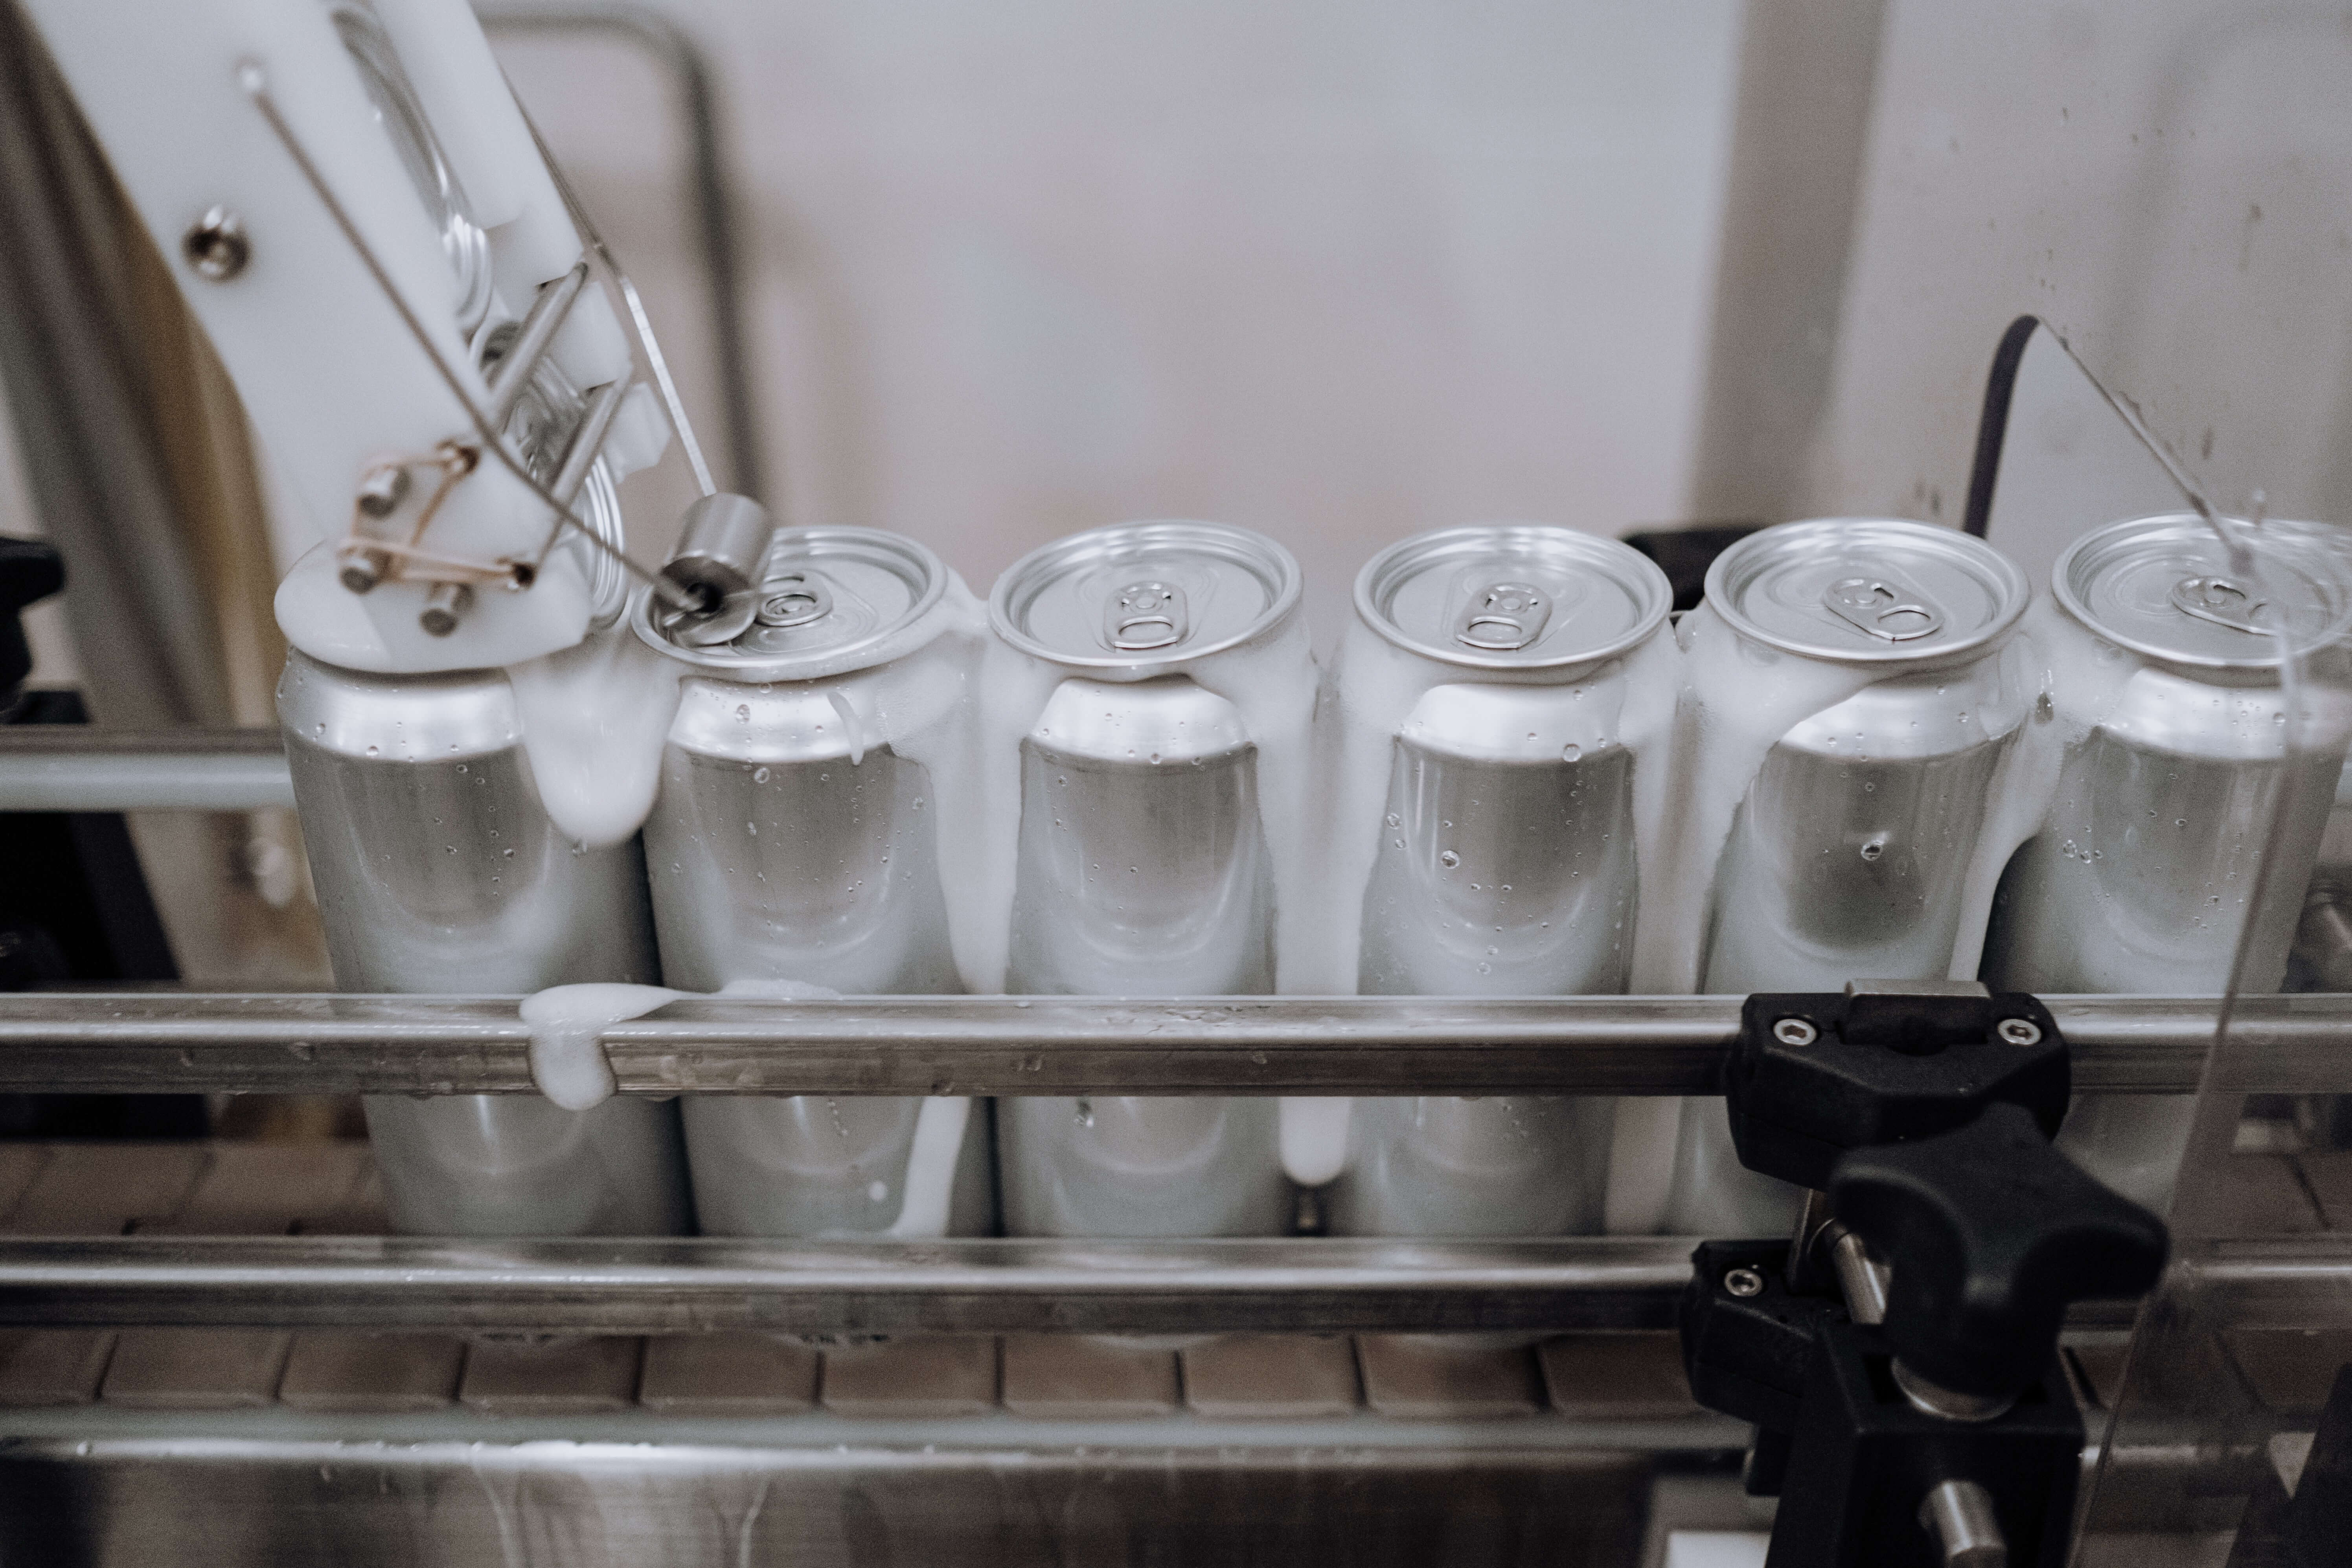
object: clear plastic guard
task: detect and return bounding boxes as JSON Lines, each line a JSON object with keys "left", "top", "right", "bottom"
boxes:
{"left": 1975, "top": 316, "right": 2352, "bottom": 1563}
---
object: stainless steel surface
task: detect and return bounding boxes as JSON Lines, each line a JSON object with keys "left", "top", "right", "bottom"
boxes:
{"left": 546, "top": 374, "right": 626, "bottom": 509}
{"left": 1826, "top": 1224, "right": 1889, "bottom": 1326}
{"left": 1890, "top": 1358, "right": 2012, "bottom": 1423}
{"left": 279, "top": 652, "right": 690, "bottom": 1237}
{"left": 0, "top": 1236, "right": 1697, "bottom": 1335}
{"left": 0, "top": 1437, "right": 1659, "bottom": 1568}
{"left": 0, "top": 726, "right": 292, "bottom": 810}
{"left": 644, "top": 527, "right": 987, "bottom": 1238}
{"left": 1918, "top": 1478, "right": 2007, "bottom": 1567}
{"left": 0, "top": 990, "right": 2273, "bottom": 1095}
{"left": 997, "top": 521, "right": 1310, "bottom": 1239}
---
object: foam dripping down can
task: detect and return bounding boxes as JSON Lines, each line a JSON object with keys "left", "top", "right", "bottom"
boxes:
{"left": 278, "top": 651, "right": 691, "bottom": 1235}
{"left": 991, "top": 520, "right": 1312, "bottom": 1236}
{"left": 1981, "top": 513, "right": 2352, "bottom": 1211}
{"left": 638, "top": 527, "right": 995, "bottom": 1237}
{"left": 1662, "top": 518, "right": 2031, "bottom": 1235}
{"left": 1322, "top": 525, "right": 1673, "bottom": 1235}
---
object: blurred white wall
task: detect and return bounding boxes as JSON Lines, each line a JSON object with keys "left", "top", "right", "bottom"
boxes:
{"left": 495, "top": 1, "right": 1749, "bottom": 641}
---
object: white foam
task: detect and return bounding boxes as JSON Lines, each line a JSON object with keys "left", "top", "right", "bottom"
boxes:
{"left": 885, "top": 1096, "right": 972, "bottom": 1237}
{"left": 519, "top": 982, "right": 683, "bottom": 1110}
{"left": 506, "top": 623, "right": 684, "bottom": 849}
{"left": 1278, "top": 1096, "right": 1353, "bottom": 1187}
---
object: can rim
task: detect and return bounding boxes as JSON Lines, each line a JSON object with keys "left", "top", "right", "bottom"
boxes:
{"left": 631, "top": 526, "right": 947, "bottom": 678}
{"left": 988, "top": 520, "right": 1302, "bottom": 670}
{"left": 2053, "top": 512, "right": 2352, "bottom": 672}
{"left": 1352, "top": 524, "right": 1671, "bottom": 672}
{"left": 1704, "top": 517, "right": 2029, "bottom": 665}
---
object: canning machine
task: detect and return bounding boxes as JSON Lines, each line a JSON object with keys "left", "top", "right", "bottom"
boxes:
{"left": 1, "top": 4, "right": 2350, "bottom": 1566}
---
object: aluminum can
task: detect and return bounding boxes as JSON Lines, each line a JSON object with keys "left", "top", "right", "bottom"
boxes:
{"left": 1981, "top": 514, "right": 2352, "bottom": 1210}
{"left": 1326, "top": 525, "right": 1672, "bottom": 1235}
{"left": 1664, "top": 518, "right": 2031, "bottom": 1235}
{"left": 991, "top": 521, "right": 1308, "bottom": 1237}
{"left": 278, "top": 650, "right": 691, "bottom": 1236}
{"left": 637, "top": 528, "right": 995, "bottom": 1237}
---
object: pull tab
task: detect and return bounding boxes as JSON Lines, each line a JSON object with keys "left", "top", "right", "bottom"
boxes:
{"left": 1453, "top": 582, "right": 1552, "bottom": 651}
{"left": 1105, "top": 580, "right": 1187, "bottom": 651}
{"left": 755, "top": 569, "right": 833, "bottom": 629}
{"left": 1824, "top": 575, "right": 1945, "bottom": 643}
{"left": 2168, "top": 575, "right": 2273, "bottom": 636}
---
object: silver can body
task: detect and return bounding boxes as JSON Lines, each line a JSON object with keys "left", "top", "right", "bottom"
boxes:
{"left": 999, "top": 676, "right": 1288, "bottom": 1236}
{"left": 1327, "top": 526, "right": 1670, "bottom": 1237}
{"left": 1667, "top": 519, "right": 2030, "bottom": 1237}
{"left": 1981, "top": 515, "right": 2352, "bottom": 1212}
{"left": 989, "top": 520, "right": 1309, "bottom": 1239}
{"left": 638, "top": 529, "right": 995, "bottom": 1237}
{"left": 278, "top": 650, "right": 691, "bottom": 1237}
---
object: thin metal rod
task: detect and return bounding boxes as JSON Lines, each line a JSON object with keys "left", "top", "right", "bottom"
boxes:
{"left": 237, "top": 62, "right": 697, "bottom": 614}
{"left": 0, "top": 1235, "right": 1699, "bottom": 1334}
{"left": 0, "top": 991, "right": 2264, "bottom": 1097}
{"left": 507, "top": 82, "right": 716, "bottom": 497}
{"left": 483, "top": 258, "right": 589, "bottom": 425}
{"left": 550, "top": 377, "right": 627, "bottom": 507}
{"left": 0, "top": 728, "right": 291, "bottom": 811}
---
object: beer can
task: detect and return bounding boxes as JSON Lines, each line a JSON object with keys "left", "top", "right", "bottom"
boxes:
{"left": 636, "top": 528, "right": 996, "bottom": 1237}
{"left": 278, "top": 651, "right": 692, "bottom": 1235}
{"left": 988, "top": 520, "right": 1314, "bottom": 1237}
{"left": 1981, "top": 513, "right": 2352, "bottom": 1210}
{"left": 1661, "top": 518, "right": 2032, "bottom": 1235}
{"left": 1320, "top": 524, "right": 1676, "bottom": 1235}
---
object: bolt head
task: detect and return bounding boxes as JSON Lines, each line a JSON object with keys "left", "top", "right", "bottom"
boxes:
{"left": 1772, "top": 1017, "right": 1818, "bottom": 1048}
{"left": 183, "top": 206, "right": 249, "bottom": 281}
{"left": 1997, "top": 1017, "right": 2043, "bottom": 1048}
{"left": 1723, "top": 1267, "right": 1765, "bottom": 1298}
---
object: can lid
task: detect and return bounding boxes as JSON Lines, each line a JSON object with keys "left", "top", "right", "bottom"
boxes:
{"left": 633, "top": 526, "right": 945, "bottom": 678}
{"left": 1354, "top": 524, "right": 1670, "bottom": 672}
{"left": 990, "top": 520, "right": 1301, "bottom": 670}
{"left": 1705, "top": 518, "right": 2028, "bottom": 665}
{"left": 2055, "top": 513, "right": 2352, "bottom": 670}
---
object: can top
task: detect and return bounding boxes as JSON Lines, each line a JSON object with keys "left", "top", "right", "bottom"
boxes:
{"left": 1706, "top": 518, "right": 2028, "bottom": 665}
{"left": 2056, "top": 513, "right": 2352, "bottom": 671}
{"left": 633, "top": 526, "right": 946, "bottom": 679}
{"left": 990, "top": 520, "right": 1301, "bottom": 670}
{"left": 1354, "top": 524, "right": 1670, "bottom": 672}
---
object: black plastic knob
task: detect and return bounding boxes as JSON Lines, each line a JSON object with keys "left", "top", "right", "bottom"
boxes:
{"left": 0, "top": 535, "right": 65, "bottom": 698}
{"left": 1829, "top": 1101, "right": 2168, "bottom": 1399}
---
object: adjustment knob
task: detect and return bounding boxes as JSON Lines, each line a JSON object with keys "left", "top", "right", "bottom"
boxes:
{"left": 1830, "top": 1101, "right": 2168, "bottom": 1399}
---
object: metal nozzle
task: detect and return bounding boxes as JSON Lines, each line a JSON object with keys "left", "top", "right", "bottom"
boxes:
{"left": 656, "top": 492, "right": 772, "bottom": 646}
{"left": 419, "top": 582, "right": 473, "bottom": 638}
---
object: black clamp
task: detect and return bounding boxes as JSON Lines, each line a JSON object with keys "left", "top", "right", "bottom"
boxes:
{"left": 1679, "top": 981, "right": 2168, "bottom": 1568}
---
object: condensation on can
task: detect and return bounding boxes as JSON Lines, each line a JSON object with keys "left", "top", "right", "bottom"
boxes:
{"left": 1669, "top": 518, "right": 2031, "bottom": 1237}
{"left": 276, "top": 650, "right": 691, "bottom": 1237}
{"left": 991, "top": 520, "right": 1307, "bottom": 1238}
{"left": 637, "top": 528, "right": 995, "bottom": 1237}
{"left": 1981, "top": 513, "right": 2352, "bottom": 1213}
{"left": 1329, "top": 525, "right": 1672, "bottom": 1238}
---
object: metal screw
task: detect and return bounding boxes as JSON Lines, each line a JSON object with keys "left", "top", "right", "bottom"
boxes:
{"left": 338, "top": 550, "right": 387, "bottom": 596}
{"left": 183, "top": 206, "right": 250, "bottom": 281}
{"left": 355, "top": 464, "right": 410, "bottom": 519}
{"left": 1996, "top": 1018, "right": 2042, "bottom": 1048}
{"left": 1723, "top": 1267, "right": 1765, "bottom": 1298}
{"left": 1772, "top": 1017, "right": 1818, "bottom": 1048}
{"left": 419, "top": 582, "right": 473, "bottom": 637}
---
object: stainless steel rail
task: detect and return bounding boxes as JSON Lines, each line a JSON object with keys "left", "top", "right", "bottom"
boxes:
{"left": 0, "top": 990, "right": 2269, "bottom": 1095}
{"left": 0, "top": 1235, "right": 1693, "bottom": 1335}
{"left": 0, "top": 728, "right": 291, "bottom": 811}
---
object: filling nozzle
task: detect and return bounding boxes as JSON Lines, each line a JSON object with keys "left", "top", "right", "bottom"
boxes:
{"left": 655, "top": 493, "right": 774, "bottom": 646}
